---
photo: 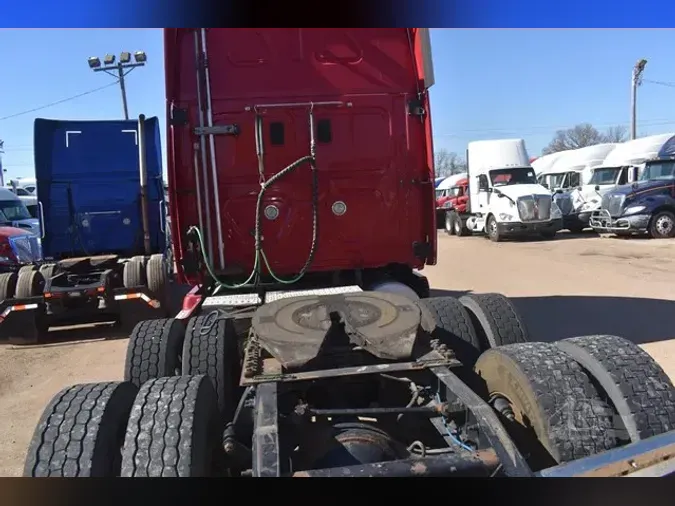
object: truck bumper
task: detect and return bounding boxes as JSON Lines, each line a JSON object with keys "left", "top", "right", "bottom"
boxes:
{"left": 589, "top": 209, "right": 651, "bottom": 234}
{"left": 577, "top": 211, "right": 593, "bottom": 225}
{"left": 496, "top": 218, "right": 563, "bottom": 237}
{"left": 562, "top": 213, "right": 584, "bottom": 230}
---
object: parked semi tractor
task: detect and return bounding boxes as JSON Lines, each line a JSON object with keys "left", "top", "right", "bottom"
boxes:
{"left": 571, "top": 135, "right": 674, "bottom": 227}
{"left": 536, "top": 144, "right": 618, "bottom": 233}
{"left": 23, "top": 28, "right": 675, "bottom": 479}
{"left": 450, "top": 139, "right": 563, "bottom": 241}
{"left": 0, "top": 116, "right": 172, "bottom": 343}
{"left": 442, "top": 176, "right": 470, "bottom": 235}
{"left": 435, "top": 172, "right": 467, "bottom": 225}
{"left": 590, "top": 133, "right": 675, "bottom": 238}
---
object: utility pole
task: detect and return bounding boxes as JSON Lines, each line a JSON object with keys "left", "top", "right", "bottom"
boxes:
{"left": 631, "top": 58, "right": 648, "bottom": 140}
{"left": 87, "top": 51, "right": 147, "bottom": 120}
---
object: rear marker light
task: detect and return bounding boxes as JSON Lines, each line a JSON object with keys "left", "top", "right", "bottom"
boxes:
{"left": 332, "top": 201, "right": 347, "bottom": 216}
{"left": 264, "top": 205, "right": 280, "bottom": 221}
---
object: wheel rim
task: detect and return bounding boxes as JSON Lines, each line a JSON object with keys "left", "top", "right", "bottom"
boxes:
{"left": 489, "top": 219, "right": 497, "bottom": 237}
{"left": 454, "top": 217, "right": 461, "bottom": 234}
{"left": 445, "top": 213, "right": 452, "bottom": 232}
{"left": 655, "top": 215, "right": 674, "bottom": 236}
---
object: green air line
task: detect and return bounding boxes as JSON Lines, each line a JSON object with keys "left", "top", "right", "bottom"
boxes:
{"left": 188, "top": 155, "right": 318, "bottom": 290}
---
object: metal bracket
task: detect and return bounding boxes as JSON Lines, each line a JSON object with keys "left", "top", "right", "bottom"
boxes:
{"left": 408, "top": 98, "right": 426, "bottom": 117}
{"left": 193, "top": 124, "right": 240, "bottom": 136}
{"left": 170, "top": 108, "right": 189, "bottom": 126}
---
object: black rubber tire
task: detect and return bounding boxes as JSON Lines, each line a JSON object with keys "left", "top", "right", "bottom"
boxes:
{"left": 0, "top": 272, "right": 17, "bottom": 301}
{"left": 23, "top": 381, "right": 138, "bottom": 477}
{"left": 454, "top": 213, "right": 469, "bottom": 236}
{"left": 182, "top": 314, "right": 240, "bottom": 422}
{"left": 556, "top": 335, "right": 675, "bottom": 442}
{"left": 568, "top": 225, "right": 585, "bottom": 234}
{"left": 18, "top": 265, "right": 37, "bottom": 276}
{"left": 120, "top": 375, "right": 221, "bottom": 477}
{"left": 15, "top": 270, "right": 45, "bottom": 298}
{"left": 39, "top": 263, "right": 57, "bottom": 280}
{"left": 648, "top": 210, "right": 675, "bottom": 239}
{"left": 540, "top": 230, "right": 556, "bottom": 240}
{"left": 475, "top": 342, "right": 617, "bottom": 470}
{"left": 459, "top": 293, "right": 529, "bottom": 350}
{"left": 123, "top": 258, "right": 146, "bottom": 289}
{"left": 146, "top": 254, "right": 169, "bottom": 313}
{"left": 445, "top": 211, "right": 455, "bottom": 236}
{"left": 486, "top": 215, "right": 501, "bottom": 242}
{"left": 123, "top": 318, "right": 186, "bottom": 388}
{"left": 416, "top": 296, "right": 482, "bottom": 366}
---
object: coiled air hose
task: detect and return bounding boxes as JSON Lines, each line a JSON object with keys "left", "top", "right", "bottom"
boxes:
{"left": 187, "top": 154, "right": 319, "bottom": 291}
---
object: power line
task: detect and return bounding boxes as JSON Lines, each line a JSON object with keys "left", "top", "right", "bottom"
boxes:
{"left": 0, "top": 82, "right": 119, "bottom": 122}
{"left": 643, "top": 78, "right": 675, "bottom": 89}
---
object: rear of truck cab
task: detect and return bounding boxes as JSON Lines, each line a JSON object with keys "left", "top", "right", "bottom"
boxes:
{"left": 165, "top": 29, "right": 437, "bottom": 294}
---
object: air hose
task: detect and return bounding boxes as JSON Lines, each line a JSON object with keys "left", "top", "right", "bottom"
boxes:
{"left": 187, "top": 153, "right": 319, "bottom": 291}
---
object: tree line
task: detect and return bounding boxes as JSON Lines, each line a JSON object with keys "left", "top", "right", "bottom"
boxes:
{"left": 434, "top": 123, "right": 629, "bottom": 177}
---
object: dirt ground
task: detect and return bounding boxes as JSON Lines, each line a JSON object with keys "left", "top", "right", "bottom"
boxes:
{"left": 1, "top": 230, "right": 674, "bottom": 476}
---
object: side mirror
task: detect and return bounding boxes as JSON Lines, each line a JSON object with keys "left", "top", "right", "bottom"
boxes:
{"left": 594, "top": 185, "right": 600, "bottom": 191}
{"left": 576, "top": 187, "right": 582, "bottom": 191}
{"left": 541, "top": 183, "right": 549, "bottom": 189}
{"left": 555, "top": 189, "right": 563, "bottom": 194}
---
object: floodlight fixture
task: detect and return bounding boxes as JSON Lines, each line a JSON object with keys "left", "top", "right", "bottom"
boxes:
{"left": 134, "top": 51, "right": 147, "bottom": 63}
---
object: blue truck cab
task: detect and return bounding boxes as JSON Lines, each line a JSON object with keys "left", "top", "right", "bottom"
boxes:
{"left": 0, "top": 115, "right": 172, "bottom": 343}
{"left": 590, "top": 134, "right": 675, "bottom": 238}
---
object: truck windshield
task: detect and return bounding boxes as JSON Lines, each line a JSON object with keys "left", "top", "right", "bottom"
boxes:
{"left": 490, "top": 167, "right": 537, "bottom": 187}
{"left": 0, "top": 201, "right": 32, "bottom": 221}
{"left": 545, "top": 173, "right": 567, "bottom": 188}
{"left": 639, "top": 160, "right": 675, "bottom": 181}
{"left": 589, "top": 167, "right": 621, "bottom": 185}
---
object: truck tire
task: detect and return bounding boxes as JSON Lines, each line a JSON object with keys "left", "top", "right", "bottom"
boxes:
{"left": 454, "top": 212, "right": 471, "bottom": 236}
{"left": 120, "top": 375, "right": 222, "bottom": 477}
{"left": 417, "top": 296, "right": 482, "bottom": 366}
{"left": 146, "top": 254, "right": 169, "bottom": 313}
{"left": 15, "top": 270, "right": 45, "bottom": 298}
{"left": 122, "top": 258, "right": 146, "bottom": 289}
{"left": 18, "top": 265, "right": 37, "bottom": 276}
{"left": 556, "top": 335, "right": 675, "bottom": 443}
{"left": 0, "top": 272, "right": 17, "bottom": 301}
{"left": 459, "top": 293, "right": 529, "bottom": 349}
{"left": 445, "top": 211, "right": 456, "bottom": 236}
{"left": 648, "top": 210, "right": 675, "bottom": 239}
{"left": 124, "top": 318, "right": 186, "bottom": 388}
{"left": 24, "top": 381, "right": 138, "bottom": 477}
{"left": 474, "top": 342, "right": 617, "bottom": 470}
{"left": 486, "top": 215, "right": 502, "bottom": 242}
{"left": 182, "top": 314, "right": 240, "bottom": 422}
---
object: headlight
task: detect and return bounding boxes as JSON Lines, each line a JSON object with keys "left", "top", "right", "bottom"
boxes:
{"left": 498, "top": 213, "right": 514, "bottom": 221}
{"left": 623, "top": 205, "right": 646, "bottom": 215}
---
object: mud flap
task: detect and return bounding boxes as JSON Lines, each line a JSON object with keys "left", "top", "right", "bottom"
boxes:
{"left": 0, "top": 300, "right": 47, "bottom": 345}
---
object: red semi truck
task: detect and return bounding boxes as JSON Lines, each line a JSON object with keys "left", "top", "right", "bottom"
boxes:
{"left": 24, "top": 29, "right": 675, "bottom": 478}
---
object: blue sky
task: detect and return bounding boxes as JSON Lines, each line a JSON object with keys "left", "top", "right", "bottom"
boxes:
{"left": 2, "top": 28, "right": 675, "bottom": 179}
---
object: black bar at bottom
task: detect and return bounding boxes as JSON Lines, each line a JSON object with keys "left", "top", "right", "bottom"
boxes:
{"left": 293, "top": 449, "right": 499, "bottom": 477}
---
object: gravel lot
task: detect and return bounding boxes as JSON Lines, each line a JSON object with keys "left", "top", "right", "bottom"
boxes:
{"left": 1, "top": 230, "right": 674, "bottom": 476}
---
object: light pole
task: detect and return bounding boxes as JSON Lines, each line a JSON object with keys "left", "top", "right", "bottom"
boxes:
{"left": 87, "top": 51, "right": 147, "bottom": 120}
{"left": 631, "top": 58, "right": 647, "bottom": 140}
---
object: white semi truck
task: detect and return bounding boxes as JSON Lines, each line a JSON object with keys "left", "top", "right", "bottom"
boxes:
{"left": 536, "top": 143, "right": 618, "bottom": 233}
{"left": 453, "top": 139, "right": 562, "bottom": 242}
{"left": 572, "top": 134, "right": 675, "bottom": 227}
